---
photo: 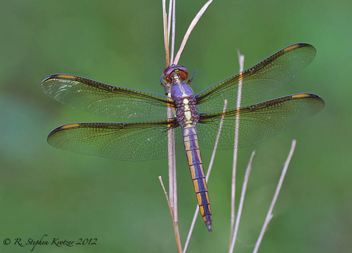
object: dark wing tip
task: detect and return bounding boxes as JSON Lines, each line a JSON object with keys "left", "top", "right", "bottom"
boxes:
{"left": 47, "top": 123, "right": 81, "bottom": 142}
{"left": 284, "top": 43, "right": 316, "bottom": 53}
{"left": 291, "top": 92, "right": 325, "bottom": 105}
{"left": 41, "top": 73, "right": 77, "bottom": 84}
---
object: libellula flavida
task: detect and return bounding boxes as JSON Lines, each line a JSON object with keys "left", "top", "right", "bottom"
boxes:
{"left": 41, "top": 43, "right": 325, "bottom": 231}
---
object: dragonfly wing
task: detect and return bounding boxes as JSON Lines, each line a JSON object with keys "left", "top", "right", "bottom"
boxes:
{"left": 41, "top": 74, "right": 173, "bottom": 119}
{"left": 197, "top": 93, "right": 324, "bottom": 150}
{"left": 196, "top": 43, "right": 316, "bottom": 112}
{"left": 47, "top": 119, "right": 183, "bottom": 161}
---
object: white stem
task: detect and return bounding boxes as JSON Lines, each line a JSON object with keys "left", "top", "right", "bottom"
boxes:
{"left": 253, "top": 140, "right": 297, "bottom": 253}
{"left": 173, "top": 0, "right": 212, "bottom": 65}
{"left": 229, "top": 151, "right": 255, "bottom": 252}
{"left": 170, "top": 0, "right": 175, "bottom": 64}
{"left": 229, "top": 50, "right": 245, "bottom": 247}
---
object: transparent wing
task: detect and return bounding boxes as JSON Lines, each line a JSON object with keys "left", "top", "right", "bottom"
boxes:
{"left": 47, "top": 119, "right": 184, "bottom": 161}
{"left": 41, "top": 74, "right": 174, "bottom": 119}
{"left": 197, "top": 93, "right": 325, "bottom": 149}
{"left": 196, "top": 43, "right": 316, "bottom": 112}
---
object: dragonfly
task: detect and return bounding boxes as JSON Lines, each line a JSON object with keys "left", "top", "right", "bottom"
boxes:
{"left": 41, "top": 43, "right": 324, "bottom": 232}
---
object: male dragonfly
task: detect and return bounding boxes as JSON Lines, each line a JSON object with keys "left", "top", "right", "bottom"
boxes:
{"left": 41, "top": 43, "right": 324, "bottom": 232}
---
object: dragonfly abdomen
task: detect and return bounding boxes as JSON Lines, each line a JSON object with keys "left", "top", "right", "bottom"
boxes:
{"left": 183, "top": 124, "right": 212, "bottom": 232}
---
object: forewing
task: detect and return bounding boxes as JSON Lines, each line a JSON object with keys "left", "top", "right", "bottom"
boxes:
{"left": 196, "top": 43, "right": 316, "bottom": 112}
{"left": 41, "top": 74, "right": 173, "bottom": 119}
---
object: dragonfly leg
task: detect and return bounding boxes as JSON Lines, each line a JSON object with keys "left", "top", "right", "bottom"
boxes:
{"left": 187, "top": 69, "right": 197, "bottom": 85}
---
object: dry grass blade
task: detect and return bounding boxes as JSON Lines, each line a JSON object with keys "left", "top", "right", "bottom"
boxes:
{"left": 162, "top": 1, "right": 181, "bottom": 252}
{"left": 229, "top": 151, "right": 255, "bottom": 253}
{"left": 253, "top": 140, "right": 297, "bottom": 253}
{"left": 159, "top": 176, "right": 182, "bottom": 252}
{"left": 183, "top": 100, "right": 228, "bottom": 253}
{"left": 229, "top": 50, "right": 245, "bottom": 246}
{"left": 167, "top": 0, "right": 178, "bottom": 227}
{"left": 173, "top": 0, "right": 213, "bottom": 65}
{"left": 162, "top": 0, "right": 169, "bottom": 65}
{"left": 167, "top": 0, "right": 172, "bottom": 41}
{"left": 170, "top": 0, "right": 175, "bottom": 64}
{"left": 159, "top": 176, "right": 173, "bottom": 214}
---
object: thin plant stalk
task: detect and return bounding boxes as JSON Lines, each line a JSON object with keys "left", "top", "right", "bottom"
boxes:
{"left": 168, "top": 0, "right": 178, "bottom": 232}
{"left": 162, "top": 1, "right": 181, "bottom": 251}
{"left": 159, "top": 176, "right": 182, "bottom": 252}
{"left": 173, "top": 0, "right": 212, "bottom": 65}
{"left": 229, "top": 151, "right": 255, "bottom": 253}
{"left": 229, "top": 50, "right": 245, "bottom": 246}
{"left": 253, "top": 140, "right": 297, "bottom": 253}
{"left": 183, "top": 100, "right": 228, "bottom": 253}
{"left": 159, "top": 176, "right": 174, "bottom": 218}
{"left": 170, "top": 0, "right": 175, "bottom": 64}
{"left": 162, "top": 0, "right": 169, "bottom": 66}
{"left": 167, "top": 0, "right": 172, "bottom": 44}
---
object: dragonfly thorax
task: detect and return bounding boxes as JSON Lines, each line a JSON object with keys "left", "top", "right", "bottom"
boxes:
{"left": 175, "top": 95, "right": 199, "bottom": 126}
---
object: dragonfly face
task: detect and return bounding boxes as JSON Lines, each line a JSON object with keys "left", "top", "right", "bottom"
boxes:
{"left": 162, "top": 65, "right": 188, "bottom": 85}
{"left": 41, "top": 43, "right": 325, "bottom": 232}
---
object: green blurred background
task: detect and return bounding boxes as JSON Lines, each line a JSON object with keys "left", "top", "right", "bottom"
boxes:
{"left": 1, "top": 0, "right": 351, "bottom": 252}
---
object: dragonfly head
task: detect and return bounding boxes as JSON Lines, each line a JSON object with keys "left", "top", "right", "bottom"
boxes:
{"left": 162, "top": 65, "right": 189, "bottom": 85}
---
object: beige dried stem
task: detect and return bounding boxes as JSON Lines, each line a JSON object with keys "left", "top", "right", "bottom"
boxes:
{"left": 162, "top": 0, "right": 170, "bottom": 66}
{"left": 183, "top": 99, "right": 228, "bottom": 253}
{"left": 173, "top": 0, "right": 213, "bottom": 65}
{"left": 229, "top": 151, "right": 255, "bottom": 253}
{"left": 253, "top": 140, "right": 297, "bottom": 253}
{"left": 159, "top": 176, "right": 173, "bottom": 217}
{"left": 229, "top": 50, "right": 245, "bottom": 246}
{"left": 161, "top": 1, "right": 182, "bottom": 252}
{"left": 166, "top": 0, "right": 178, "bottom": 232}
{"left": 170, "top": 0, "right": 175, "bottom": 64}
